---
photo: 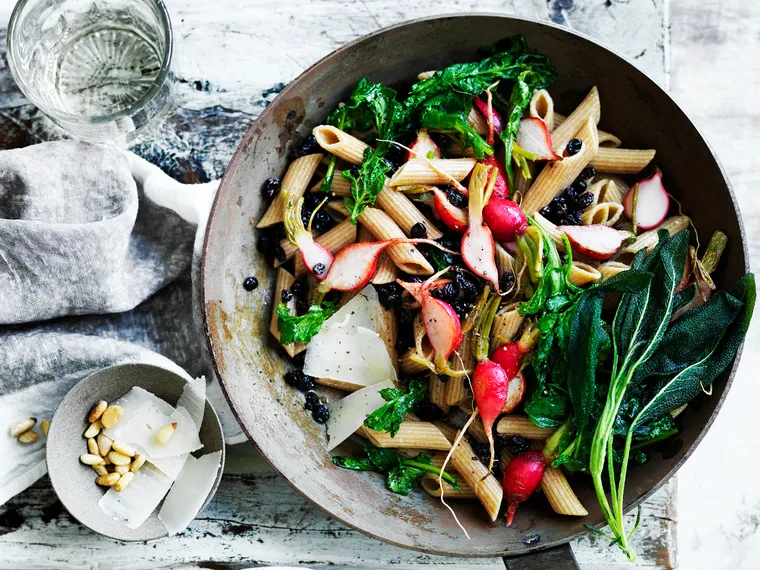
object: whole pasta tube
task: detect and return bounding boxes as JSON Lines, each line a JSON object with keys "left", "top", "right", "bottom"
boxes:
{"left": 389, "top": 158, "right": 477, "bottom": 187}
{"left": 589, "top": 147, "right": 656, "bottom": 174}
{"left": 358, "top": 207, "right": 434, "bottom": 275}
{"left": 313, "top": 125, "right": 369, "bottom": 164}
{"left": 490, "top": 303, "right": 524, "bottom": 350}
{"left": 358, "top": 423, "right": 452, "bottom": 451}
{"left": 529, "top": 89, "right": 555, "bottom": 131}
{"left": 269, "top": 268, "right": 305, "bottom": 357}
{"left": 521, "top": 118, "right": 600, "bottom": 215}
{"left": 541, "top": 466, "right": 588, "bottom": 516}
{"left": 568, "top": 261, "right": 602, "bottom": 287}
{"left": 554, "top": 111, "right": 621, "bottom": 148}
{"left": 257, "top": 153, "right": 323, "bottom": 227}
{"left": 581, "top": 202, "right": 624, "bottom": 226}
{"left": 375, "top": 183, "right": 444, "bottom": 240}
{"left": 550, "top": 87, "right": 601, "bottom": 151}
{"left": 496, "top": 415, "right": 556, "bottom": 439}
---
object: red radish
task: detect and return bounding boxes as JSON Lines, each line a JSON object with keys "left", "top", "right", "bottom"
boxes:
{"left": 483, "top": 196, "right": 528, "bottom": 242}
{"left": 623, "top": 168, "right": 670, "bottom": 230}
{"left": 472, "top": 359, "right": 509, "bottom": 472}
{"left": 501, "top": 373, "right": 526, "bottom": 413}
{"left": 462, "top": 165, "right": 500, "bottom": 291}
{"left": 502, "top": 450, "right": 549, "bottom": 526}
{"left": 283, "top": 196, "right": 334, "bottom": 280}
{"left": 478, "top": 155, "right": 509, "bottom": 198}
{"left": 473, "top": 97, "right": 505, "bottom": 145}
{"left": 432, "top": 188, "right": 469, "bottom": 233}
{"left": 515, "top": 117, "right": 562, "bottom": 161}
{"left": 490, "top": 343, "right": 523, "bottom": 380}
{"left": 405, "top": 128, "right": 442, "bottom": 161}
{"left": 558, "top": 224, "right": 630, "bottom": 260}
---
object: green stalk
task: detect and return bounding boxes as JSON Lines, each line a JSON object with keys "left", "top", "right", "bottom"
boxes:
{"left": 399, "top": 460, "right": 459, "bottom": 489}
{"left": 473, "top": 295, "right": 501, "bottom": 361}
{"left": 321, "top": 109, "right": 347, "bottom": 192}
{"left": 701, "top": 230, "right": 727, "bottom": 275}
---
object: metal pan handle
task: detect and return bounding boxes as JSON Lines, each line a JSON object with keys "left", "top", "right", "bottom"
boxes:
{"left": 503, "top": 543, "right": 579, "bottom": 570}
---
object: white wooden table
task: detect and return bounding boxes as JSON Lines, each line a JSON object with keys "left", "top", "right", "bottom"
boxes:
{"left": 1, "top": 1, "right": 757, "bottom": 568}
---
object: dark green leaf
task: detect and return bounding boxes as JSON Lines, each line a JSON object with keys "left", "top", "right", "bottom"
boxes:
{"left": 364, "top": 377, "right": 428, "bottom": 437}
{"left": 276, "top": 301, "right": 338, "bottom": 344}
{"left": 344, "top": 148, "right": 391, "bottom": 223}
{"left": 331, "top": 456, "right": 375, "bottom": 471}
{"left": 386, "top": 465, "right": 426, "bottom": 495}
{"left": 364, "top": 443, "right": 401, "bottom": 471}
{"left": 419, "top": 108, "right": 493, "bottom": 158}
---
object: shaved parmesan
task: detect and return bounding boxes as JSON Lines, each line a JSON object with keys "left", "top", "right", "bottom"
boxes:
{"left": 110, "top": 386, "right": 175, "bottom": 427}
{"left": 326, "top": 380, "right": 393, "bottom": 451}
{"left": 177, "top": 375, "right": 206, "bottom": 430}
{"left": 304, "top": 325, "right": 396, "bottom": 389}
{"left": 98, "top": 462, "right": 173, "bottom": 529}
{"left": 148, "top": 454, "right": 189, "bottom": 480}
{"left": 322, "top": 286, "right": 386, "bottom": 334}
{"left": 158, "top": 451, "right": 222, "bottom": 535}
{"left": 105, "top": 402, "right": 202, "bottom": 459}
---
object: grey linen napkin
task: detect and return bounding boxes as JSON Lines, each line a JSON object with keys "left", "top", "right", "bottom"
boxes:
{"left": 0, "top": 141, "right": 244, "bottom": 506}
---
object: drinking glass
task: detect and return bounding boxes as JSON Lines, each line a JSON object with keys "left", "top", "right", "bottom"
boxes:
{"left": 7, "top": 0, "right": 174, "bottom": 142}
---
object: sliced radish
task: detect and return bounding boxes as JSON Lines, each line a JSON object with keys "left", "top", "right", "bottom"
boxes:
{"left": 462, "top": 164, "right": 500, "bottom": 291}
{"left": 282, "top": 195, "right": 335, "bottom": 280}
{"left": 432, "top": 188, "right": 468, "bottom": 233}
{"left": 501, "top": 373, "right": 526, "bottom": 413}
{"left": 473, "top": 97, "right": 505, "bottom": 145}
{"left": 405, "top": 128, "right": 443, "bottom": 161}
{"left": 478, "top": 155, "right": 509, "bottom": 198}
{"left": 558, "top": 224, "right": 630, "bottom": 261}
{"left": 515, "top": 117, "right": 561, "bottom": 161}
{"left": 400, "top": 279, "right": 451, "bottom": 303}
{"left": 420, "top": 296, "right": 463, "bottom": 359}
{"left": 483, "top": 196, "right": 528, "bottom": 243}
{"left": 623, "top": 168, "right": 670, "bottom": 230}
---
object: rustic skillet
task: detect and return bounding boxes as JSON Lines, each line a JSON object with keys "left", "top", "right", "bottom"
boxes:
{"left": 201, "top": 14, "right": 748, "bottom": 566}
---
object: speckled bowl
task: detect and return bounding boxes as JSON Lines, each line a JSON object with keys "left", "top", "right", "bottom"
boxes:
{"left": 46, "top": 363, "right": 225, "bottom": 541}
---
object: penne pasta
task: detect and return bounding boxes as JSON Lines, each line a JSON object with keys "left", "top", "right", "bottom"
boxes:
{"left": 294, "top": 219, "right": 357, "bottom": 277}
{"left": 513, "top": 159, "right": 535, "bottom": 198}
{"left": 311, "top": 171, "right": 352, "bottom": 196}
{"left": 529, "top": 89, "right": 555, "bottom": 131}
{"left": 533, "top": 212, "right": 566, "bottom": 250}
{"left": 490, "top": 302, "right": 524, "bottom": 350}
{"left": 581, "top": 201, "right": 624, "bottom": 226}
{"left": 358, "top": 423, "right": 452, "bottom": 451}
{"left": 326, "top": 199, "right": 350, "bottom": 218}
{"left": 496, "top": 415, "right": 556, "bottom": 439}
{"left": 358, "top": 207, "right": 434, "bottom": 275}
{"left": 358, "top": 224, "right": 398, "bottom": 285}
{"left": 276, "top": 229, "right": 317, "bottom": 266}
{"left": 421, "top": 473, "right": 478, "bottom": 499}
{"left": 495, "top": 243, "right": 516, "bottom": 277}
{"left": 435, "top": 422, "right": 503, "bottom": 522}
{"left": 521, "top": 118, "right": 600, "bottom": 215}
{"left": 389, "top": 158, "right": 477, "bottom": 187}
{"left": 550, "top": 87, "right": 601, "bottom": 152}
{"left": 417, "top": 70, "right": 436, "bottom": 81}
{"left": 568, "top": 261, "right": 602, "bottom": 286}
{"left": 269, "top": 268, "right": 306, "bottom": 357}
{"left": 315, "top": 376, "right": 369, "bottom": 392}
{"left": 467, "top": 105, "right": 488, "bottom": 136}
{"left": 598, "top": 260, "right": 631, "bottom": 281}
{"left": 554, "top": 112, "right": 621, "bottom": 148}
{"left": 600, "top": 177, "right": 628, "bottom": 204}
{"left": 466, "top": 417, "right": 489, "bottom": 443}
{"left": 313, "top": 125, "right": 370, "bottom": 164}
{"left": 589, "top": 147, "right": 656, "bottom": 174}
{"left": 399, "top": 346, "right": 432, "bottom": 375}
{"left": 378, "top": 305, "right": 399, "bottom": 373}
{"left": 257, "top": 153, "right": 323, "bottom": 228}
{"left": 445, "top": 333, "right": 475, "bottom": 406}
{"left": 375, "top": 183, "right": 444, "bottom": 240}
{"left": 541, "top": 466, "right": 588, "bottom": 516}
{"left": 428, "top": 374, "right": 450, "bottom": 412}
{"left": 619, "top": 215, "right": 690, "bottom": 256}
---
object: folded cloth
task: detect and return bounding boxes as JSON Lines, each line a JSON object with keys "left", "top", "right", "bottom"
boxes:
{"left": 0, "top": 141, "right": 245, "bottom": 507}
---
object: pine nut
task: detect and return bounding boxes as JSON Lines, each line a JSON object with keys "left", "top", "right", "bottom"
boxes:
{"left": 41, "top": 419, "right": 50, "bottom": 436}
{"left": 111, "top": 441, "right": 135, "bottom": 457}
{"left": 114, "top": 472, "right": 134, "bottom": 492}
{"left": 108, "top": 451, "right": 131, "bottom": 466}
{"left": 130, "top": 454, "right": 146, "bottom": 472}
{"left": 114, "top": 464, "right": 129, "bottom": 475}
{"left": 155, "top": 422, "right": 177, "bottom": 444}
{"left": 87, "top": 437, "right": 99, "bottom": 456}
{"left": 80, "top": 453, "right": 105, "bottom": 466}
{"left": 103, "top": 454, "right": 112, "bottom": 465}
{"left": 10, "top": 418, "right": 36, "bottom": 437}
{"left": 92, "top": 464, "right": 108, "bottom": 477}
{"left": 100, "top": 405, "right": 124, "bottom": 429}
{"left": 97, "top": 433, "right": 113, "bottom": 456}
{"left": 84, "top": 420, "right": 101, "bottom": 439}
{"left": 96, "top": 473, "right": 120, "bottom": 487}
{"left": 18, "top": 430, "right": 39, "bottom": 444}
{"left": 88, "top": 401, "right": 108, "bottom": 423}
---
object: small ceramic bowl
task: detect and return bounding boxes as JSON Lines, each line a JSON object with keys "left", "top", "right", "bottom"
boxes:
{"left": 47, "top": 362, "right": 225, "bottom": 541}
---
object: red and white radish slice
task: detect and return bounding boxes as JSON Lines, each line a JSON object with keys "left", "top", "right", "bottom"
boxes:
{"left": 558, "top": 224, "right": 630, "bottom": 261}
{"left": 473, "top": 97, "right": 505, "bottom": 145}
{"left": 483, "top": 196, "right": 528, "bottom": 243}
{"left": 421, "top": 296, "right": 463, "bottom": 359}
{"left": 462, "top": 164, "right": 500, "bottom": 291}
{"left": 432, "top": 188, "right": 469, "bottom": 233}
{"left": 282, "top": 195, "right": 334, "bottom": 280}
{"left": 623, "top": 168, "right": 670, "bottom": 230}
{"left": 399, "top": 279, "right": 451, "bottom": 304}
{"left": 405, "top": 128, "right": 443, "bottom": 161}
{"left": 501, "top": 373, "right": 526, "bottom": 413}
{"left": 472, "top": 359, "right": 509, "bottom": 472}
{"left": 515, "top": 117, "right": 562, "bottom": 161}
{"left": 478, "top": 155, "right": 509, "bottom": 198}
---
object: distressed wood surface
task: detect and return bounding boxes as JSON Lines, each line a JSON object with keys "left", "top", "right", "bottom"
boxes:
{"left": 0, "top": 0, "right": 680, "bottom": 568}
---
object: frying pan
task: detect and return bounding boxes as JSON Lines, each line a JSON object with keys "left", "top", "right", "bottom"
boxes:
{"left": 201, "top": 14, "right": 749, "bottom": 566}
